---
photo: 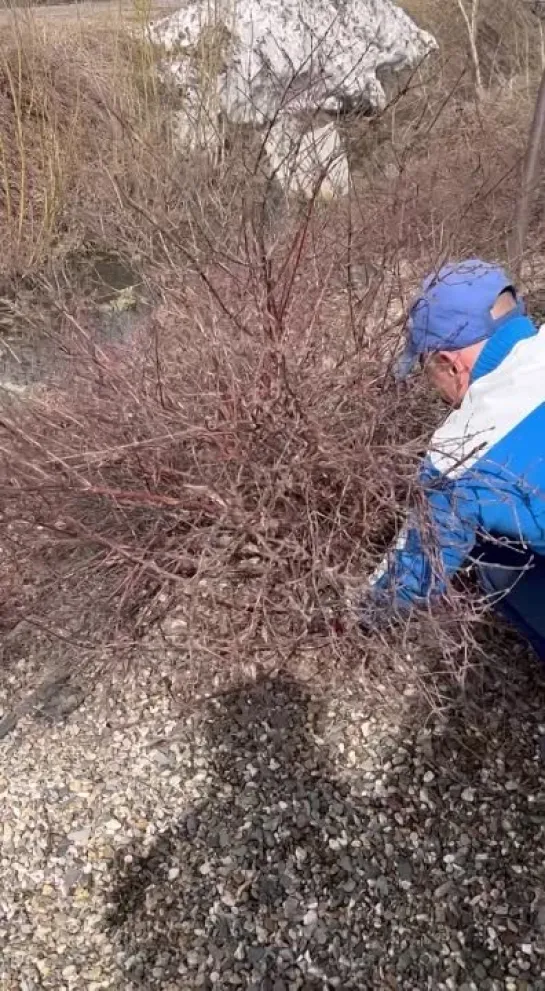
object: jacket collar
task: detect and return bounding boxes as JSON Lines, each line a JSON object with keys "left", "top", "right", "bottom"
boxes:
{"left": 471, "top": 311, "right": 538, "bottom": 383}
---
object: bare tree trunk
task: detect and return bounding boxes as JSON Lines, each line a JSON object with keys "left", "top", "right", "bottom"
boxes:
{"left": 539, "top": 21, "right": 545, "bottom": 76}
{"left": 508, "top": 66, "right": 545, "bottom": 279}
{"left": 455, "top": 0, "right": 483, "bottom": 98}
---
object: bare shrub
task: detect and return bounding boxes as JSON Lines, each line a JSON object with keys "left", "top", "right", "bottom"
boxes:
{"left": 0, "top": 183, "right": 498, "bottom": 714}
{"left": 1, "top": 15, "right": 543, "bottom": 714}
{"left": 0, "top": 206, "right": 430, "bottom": 615}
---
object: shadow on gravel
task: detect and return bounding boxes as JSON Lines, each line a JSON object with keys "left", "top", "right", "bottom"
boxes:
{"left": 105, "top": 666, "right": 545, "bottom": 990}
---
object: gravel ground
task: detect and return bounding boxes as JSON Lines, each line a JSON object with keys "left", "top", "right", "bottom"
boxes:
{"left": 2, "top": 646, "right": 545, "bottom": 990}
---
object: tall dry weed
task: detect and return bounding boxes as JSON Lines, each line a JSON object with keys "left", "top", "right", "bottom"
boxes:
{"left": 0, "top": 19, "right": 177, "bottom": 288}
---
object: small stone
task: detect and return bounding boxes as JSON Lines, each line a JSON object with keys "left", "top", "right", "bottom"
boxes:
{"left": 104, "top": 818, "right": 122, "bottom": 833}
{"left": 68, "top": 826, "right": 91, "bottom": 845}
{"left": 376, "top": 876, "right": 389, "bottom": 896}
{"left": 314, "top": 925, "right": 328, "bottom": 945}
{"left": 133, "top": 818, "right": 149, "bottom": 832}
{"left": 535, "top": 897, "right": 545, "bottom": 930}
{"left": 397, "top": 950, "right": 412, "bottom": 972}
{"left": 397, "top": 859, "right": 412, "bottom": 881}
{"left": 185, "top": 815, "right": 198, "bottom": 837}
{"left": 283, "top": 897, "right": 300, "bottom": 919}
{"left": 277, "top": 948, "right": 293, "bottom": 964}
{"left": 124, "top": 954, "right": 143, "bottom": 972}
{"left": 74, "top": 885, "right": 90, "bottom": 902}
{"left": 168, "top": 866, "right": 180, "bottom": 880}
{"left": 303, "top": 908, "right": 318, "bottom": 926}
{"left": 461, "top": 788, "right": 475, "bottom": 802}
{"left": 61, "top": 867, "right": 82, "bottom": 893}
{"left": 150, "top": 749, "right": 172, "bottom": 767}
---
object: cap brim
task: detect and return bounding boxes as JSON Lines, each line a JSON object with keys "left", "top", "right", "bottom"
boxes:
{"left": 393, "top": 347, "right": 418, "bottom": 382}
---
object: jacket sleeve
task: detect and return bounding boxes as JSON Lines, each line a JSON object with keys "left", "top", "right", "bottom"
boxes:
{"left": 368, "top": 458, "right": 481, "bottom": 609}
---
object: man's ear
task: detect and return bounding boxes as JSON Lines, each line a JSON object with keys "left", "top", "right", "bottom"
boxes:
{"left": 435, "top": 351, "right": 461, "bottom": 376}
{"left": 491, "top": 288, "right": 517, "bottom": 320}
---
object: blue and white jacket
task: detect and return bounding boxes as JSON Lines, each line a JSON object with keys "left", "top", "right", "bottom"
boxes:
{"left": 370, "top": 311, "right": 545, "bottom": 607}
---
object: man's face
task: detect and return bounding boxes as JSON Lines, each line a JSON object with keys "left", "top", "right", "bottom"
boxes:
{"left": 420, "top": 289, "right": 518, "bottom": 406}
{"left": 423, "top": 351, "right": 471, "bottom": 407}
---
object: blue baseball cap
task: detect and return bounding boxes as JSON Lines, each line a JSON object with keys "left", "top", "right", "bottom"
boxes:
{"left": 395, "top": 258, "right": 521, "bottom": 381}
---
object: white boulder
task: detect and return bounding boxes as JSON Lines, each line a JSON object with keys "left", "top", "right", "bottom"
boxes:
{"left": 153, "top": 0, "right": 436, "bottom": 197}
{"left": 264, "top": 118, "right": 351, "bottom": 199}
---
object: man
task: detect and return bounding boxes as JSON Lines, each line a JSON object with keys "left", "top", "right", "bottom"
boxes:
{"left": 361, "top": 258, "right": 545, "bottom": 660}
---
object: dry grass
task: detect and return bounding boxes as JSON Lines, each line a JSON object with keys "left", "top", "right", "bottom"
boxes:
{"left": 0, "top": 17, "right": 179, "bottom": 290}
{"left": 354, "top": 83, "right": 536, "bottom": 265}
{"left": 401, "top": 0, "right": 543, "bottom": 87}
{"left": 1, "top": 8, "right": 545, "bottom": 714}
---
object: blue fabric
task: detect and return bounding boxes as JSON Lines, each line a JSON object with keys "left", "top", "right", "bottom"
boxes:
{"left": 470, "top": 312, "right": 537, "bottom": 383}
{"left": 370, "top": 310, "right": 545, "bottom": 654}
{"left": 474, "top": 541, "right": 545, "bottom": 660}
{"left": 395, "top": 258, "right": 523, "bottom": 380}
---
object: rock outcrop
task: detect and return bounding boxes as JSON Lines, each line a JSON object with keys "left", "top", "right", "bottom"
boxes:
{"left": 153, "top": 0, "right": 436, "bottom": 197}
